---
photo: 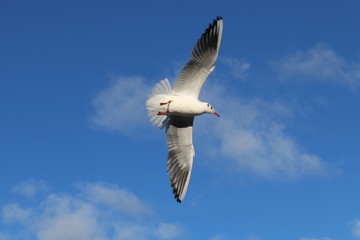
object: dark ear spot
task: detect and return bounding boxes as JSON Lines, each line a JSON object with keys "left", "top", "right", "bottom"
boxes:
{"left": 207, "top": 103, "right": 210, "bottom": 107}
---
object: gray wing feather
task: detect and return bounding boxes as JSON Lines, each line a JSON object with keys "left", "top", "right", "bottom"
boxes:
{"left": 166, "top": 116, "right": 195, "bottom": 202}
{"left": 172, "top": 17, "right": 223, "bottom": 98}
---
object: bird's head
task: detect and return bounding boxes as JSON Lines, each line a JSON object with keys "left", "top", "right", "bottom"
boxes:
{"left": 205, "top": 103, "right": 220, "bottom": 117}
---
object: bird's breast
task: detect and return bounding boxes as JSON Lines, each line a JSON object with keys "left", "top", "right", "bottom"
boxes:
{"left": 168, "top": 96, "right": 204, "bottom": 116}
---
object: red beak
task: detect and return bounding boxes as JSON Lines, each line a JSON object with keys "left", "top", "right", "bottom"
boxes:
{"left": 213, "top": 111, "right": 220, "bottom": 117}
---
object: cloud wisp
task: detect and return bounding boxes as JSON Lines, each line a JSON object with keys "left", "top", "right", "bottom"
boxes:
{"left": 1, "top": 181, "right": 184, "bottom": 240}
{"left": 12, "top": 179, "right": 49, "bottom": 198}
{"left": 199, "top": 83, "right": 327, "bottom": 178}
{"left": 274, "top": 44, "right": 360, "bottom": 90}
{"left": 80, "top": 182, "right": 153, "bottom": 219}
{"left": 91, "top": 76, "right": 152, "bottom": 134}
{"left": 209, "top": 234, "right": 227, "bottom": 240}
{"left": 220, "top": 57, "right": 251, "bottom": 80}
{"left": 299, "top": 237, "right": 334, "bottom": 240}
{"left": 352, "top": 220, "right": 360, "bottom": 238}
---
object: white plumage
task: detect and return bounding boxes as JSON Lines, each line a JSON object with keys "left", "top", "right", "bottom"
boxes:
{"left": 146, "top": 17, "right": 223, "bottom": 202}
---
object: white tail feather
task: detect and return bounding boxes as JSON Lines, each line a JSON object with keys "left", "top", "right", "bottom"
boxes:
{"left": 149, "top": 78, "right": 172, "bottom": 97}
{"left": 146, "top": 78, "right": 172, "bottom": 129}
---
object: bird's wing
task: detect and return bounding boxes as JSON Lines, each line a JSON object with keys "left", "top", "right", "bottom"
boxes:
{"left": 172, "top": 17, "right": 223, "bottom": 98}
{"left": 166, "top": 116, "right": 195, "bottom": 202}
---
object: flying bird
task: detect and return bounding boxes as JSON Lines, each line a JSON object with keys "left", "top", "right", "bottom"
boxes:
{"left": 146, "top": 17, "right": 223, "bottom": 202}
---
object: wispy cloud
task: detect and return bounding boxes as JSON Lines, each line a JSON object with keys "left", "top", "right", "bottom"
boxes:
{"left": 12, "top": 179, "right": 49, "bottom": 198}
{"left": 299, "top": 237, "right": 334, "bottom": 240}
{"left": 209, "top": 234, "right": 227, "bottom": 240}
{"left": 80, "top": 182, "right": 152, "bottom": 218}
{"left": 91, "top": 76, "right": 151, "bottom": 134}
{"left": 352, "top": 219, "right": 360, "bottom": 238}
{"left": 1, "top": 181, "right": 184, "bottom": 240}
{"left": 2, "top": 204, "right": 32, "bottom": 224}
{"left": 154, "top": 222, "right": 184, "bottom": 240}
{"left": 221, "top": 57, "right": 251, "bottom": 80}
{"left": 200, "top": 83, "right": 327, "bottom": 178}
{"left": 274, "top": 44, "right": 360, "bottom": 90}
{"left": 2, "top": 181, "right": 340, "bottom": 240}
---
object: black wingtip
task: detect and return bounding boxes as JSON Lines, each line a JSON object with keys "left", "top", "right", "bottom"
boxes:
{"left": 204, "top": 17, "right": 222, "bottom": 35}
{"left": 173, "top": 192, "right": 182, "bottom": 203}
{"left": 209, "top": 16, "right": 223, "bottom": 29}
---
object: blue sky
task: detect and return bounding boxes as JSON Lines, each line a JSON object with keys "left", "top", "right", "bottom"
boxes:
{"left": 1, "top": 0, "right": 360, "bottom": 239}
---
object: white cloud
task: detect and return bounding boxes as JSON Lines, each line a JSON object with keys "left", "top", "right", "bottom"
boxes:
{"left": 112, "top": 223, "right": 149, "bottom": 240}
{"left": 200, "top": 83, "right": 327, "bottom": 178}
{"left": 299, "top": 238, "right": 333, "bottom": 240}
{"left": 352, "top": 220, "right": 360, "bottom": 238}
{"left": 80, "top": 182, "right": 152, "bottom": 218}
{"left": 154, "top": 222, "right": 184, "bottom": 240}
{"left": 1, "top": 182, "right": 184, "bottom": 240}
{"left": 36, "top": 195, "right": 103, "bottom": 240}
{"left": 209, "top": 234, "right": 226, "bottom": 240}
{"left": 2, "top": 204, "right": 32, "bottom": 224}
{"left": 274, "top": 44, "right": 360, "bottom": 90}
{"left": 221, "top": 57, "right": 250, "bottom": 80}
{"left": 12, "top": 179, "right": 49, "bottom": 198}
{"left": 91, "top": 76, "right": 151, "bottom": 134}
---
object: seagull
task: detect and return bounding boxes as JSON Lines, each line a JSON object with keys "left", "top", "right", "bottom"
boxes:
{"left": 146, "top": 17, "right": 223, "bottom": 202}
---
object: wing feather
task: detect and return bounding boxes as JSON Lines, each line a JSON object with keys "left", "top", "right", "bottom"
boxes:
{"left": 166, "top": 116, "right": 195, "bottom": 202}
{"left": 172, "top": 16, "right": 223, "bottom": 98}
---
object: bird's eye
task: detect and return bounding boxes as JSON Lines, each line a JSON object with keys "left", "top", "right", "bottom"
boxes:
{"left": 211, "top": 107, "right": 213, "bottom": 109}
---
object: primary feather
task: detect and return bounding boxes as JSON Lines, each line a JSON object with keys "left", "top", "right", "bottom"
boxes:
{"left": 166, "top": 116, "right": 194, "bottom": 202}
{"left": 172, "top": 16, "right": 223, "bottom": 98}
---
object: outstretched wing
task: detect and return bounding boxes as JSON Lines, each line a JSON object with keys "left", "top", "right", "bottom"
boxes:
{"left": 166, "top": 116, "right": 195, "bottom": 202}
{"left": 172, "top": 16, "right": 223, "bottom": 98}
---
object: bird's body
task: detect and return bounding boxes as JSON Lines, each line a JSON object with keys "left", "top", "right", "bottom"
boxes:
{"left": 146, "top": 17, "right": 223, "bottom": 202}
{"left": 151, "top": 95, "right": 209, "bottom": 116}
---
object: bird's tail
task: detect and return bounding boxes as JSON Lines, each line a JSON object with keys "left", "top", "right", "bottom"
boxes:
{"left": 146, "top": 78, "right": 172, "bottom": 129}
